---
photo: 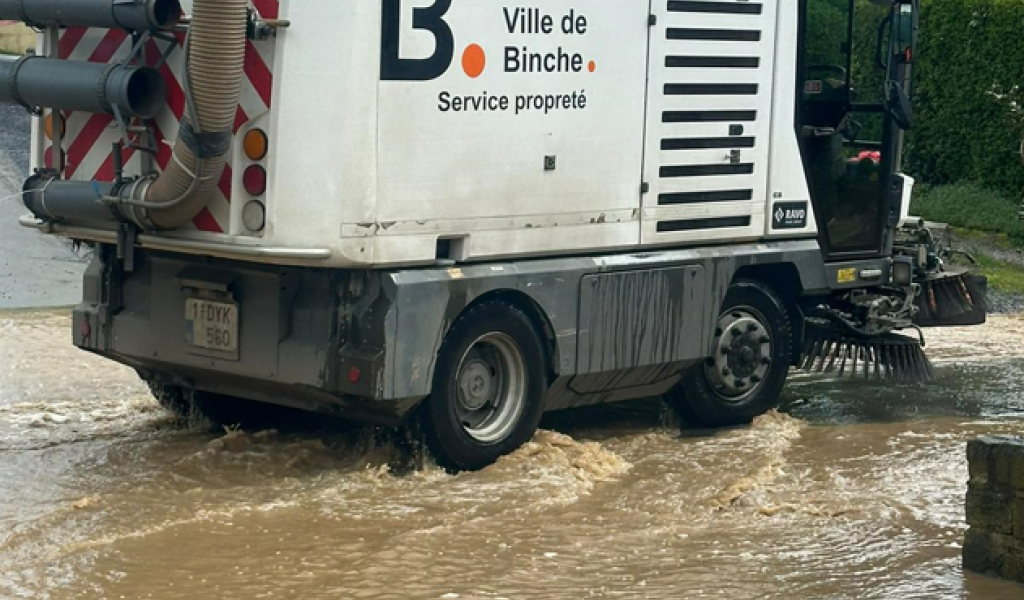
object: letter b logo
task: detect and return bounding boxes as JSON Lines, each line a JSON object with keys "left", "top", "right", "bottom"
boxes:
{"left": 380, "top": 0, "right": 455, "bottom": 81}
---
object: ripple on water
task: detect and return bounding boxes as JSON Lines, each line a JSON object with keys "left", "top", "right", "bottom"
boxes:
{"left": 0, "top": 311, "right": 160, "bottom": 448}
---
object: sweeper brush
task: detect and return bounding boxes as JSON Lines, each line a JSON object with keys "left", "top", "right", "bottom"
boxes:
{"left": 914, "top": 268, "right": 987, "bottom": 327}
{"left": 799, "top": 320, "right": 934, "bottom": 383}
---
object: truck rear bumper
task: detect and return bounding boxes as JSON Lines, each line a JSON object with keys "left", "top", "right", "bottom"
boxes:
{"left": 74, "top": 246, "right": 417, "bottom": 425}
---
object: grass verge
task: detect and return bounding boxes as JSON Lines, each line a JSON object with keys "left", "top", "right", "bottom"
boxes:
{"left": 971, "top": 251, "right": 1024, "bottom": 294}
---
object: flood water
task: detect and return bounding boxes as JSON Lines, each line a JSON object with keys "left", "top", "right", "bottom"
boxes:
{"left": 2, "top": 309, "right": 1024, "bottom": 600}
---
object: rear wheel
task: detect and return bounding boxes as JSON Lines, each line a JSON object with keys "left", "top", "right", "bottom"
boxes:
{"left": 421, "top": 300, "right": 547, "bottom": 471}
{"left": 666, "top": 279, "right": 793, "bottom": 426}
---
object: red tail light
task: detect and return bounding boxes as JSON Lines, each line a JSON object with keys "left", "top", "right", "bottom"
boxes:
{"left": 242, "top": 165, "right": 267, "bottom": 196}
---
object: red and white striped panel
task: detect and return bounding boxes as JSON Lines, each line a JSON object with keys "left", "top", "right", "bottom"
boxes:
{"left": 52, "top": 0, "right": 278, "bottom": 233}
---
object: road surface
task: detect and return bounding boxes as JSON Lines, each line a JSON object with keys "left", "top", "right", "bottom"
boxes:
{"left": 1, "top": 308, "right": 1024, "bottom": 599}
{"left": 0, "top": 105, "right": 87, "bottom": 309}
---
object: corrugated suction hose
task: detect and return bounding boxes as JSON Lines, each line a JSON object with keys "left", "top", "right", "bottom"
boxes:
{"left": 123, "top": 0, "right": 249, "bottom": 230}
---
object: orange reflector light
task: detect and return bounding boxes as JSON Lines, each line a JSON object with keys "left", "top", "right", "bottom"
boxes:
{"left": 44, "top": 112, "right": 64, "bottom": 141}
{"left": 242, "top": 165, "right": 267, "bottom": 196}
{"left": 243, "top": 128, "right": 268, "bottom": 161}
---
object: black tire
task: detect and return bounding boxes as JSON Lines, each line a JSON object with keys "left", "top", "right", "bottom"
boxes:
{"left": 421, "top": 300, "right": 548, "bottom": 471}
{"left": 666, "top": 279, "right": 793, "bottom": 427}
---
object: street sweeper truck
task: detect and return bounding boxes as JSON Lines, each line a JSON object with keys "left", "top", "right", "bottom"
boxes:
{"left": 3, "top": 0, "right": 985, "bottom": 469}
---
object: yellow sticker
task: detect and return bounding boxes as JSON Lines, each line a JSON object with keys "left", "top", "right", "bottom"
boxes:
{"left": 837, "top": 268, "right": 857, "bottom": 284}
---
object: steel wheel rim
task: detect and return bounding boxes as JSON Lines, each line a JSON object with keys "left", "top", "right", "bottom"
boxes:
{"left": 454, "top": 332, "right": 527, "bottom": 443}
{"left": 704, "top": 306, "right": 773, "bottom": 403}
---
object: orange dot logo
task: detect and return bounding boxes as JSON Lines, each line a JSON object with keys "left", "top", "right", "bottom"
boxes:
{"left": 588, "top": 60, "right": 596, "bottom": 73}
{"left": 462, "top": 44, "right": 486, "bottom": 78}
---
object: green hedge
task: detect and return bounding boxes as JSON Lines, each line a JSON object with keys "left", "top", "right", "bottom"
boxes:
{"left": 911, "top": 182, "right": 1024, "bottom": 241}
{"left": 905, "top": 0, "right": 1024, "bottom": 197}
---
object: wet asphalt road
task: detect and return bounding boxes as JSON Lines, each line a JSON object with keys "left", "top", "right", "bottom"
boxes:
{"left": 3, "top": 310, "right": 1024, "bottom": 599}
{"left": 0, "top": 106, "right": 87, "bottom": 309}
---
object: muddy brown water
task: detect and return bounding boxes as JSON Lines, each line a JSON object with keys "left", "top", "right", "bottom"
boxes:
{"left": 2, "top": 309, "right": 1024, "bottom": 599}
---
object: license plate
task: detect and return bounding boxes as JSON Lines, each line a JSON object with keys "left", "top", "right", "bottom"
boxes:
{"left": 185, "top": 298, "right": 239, "bottom": 355}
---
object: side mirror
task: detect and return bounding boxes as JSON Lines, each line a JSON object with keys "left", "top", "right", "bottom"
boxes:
{"left": 886, "top": 80, "right": 913, "bottom": 130}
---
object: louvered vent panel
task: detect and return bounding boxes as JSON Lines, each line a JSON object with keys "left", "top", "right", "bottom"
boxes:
{"left": 641, "top": 0, "right": 777, "bottom": 245}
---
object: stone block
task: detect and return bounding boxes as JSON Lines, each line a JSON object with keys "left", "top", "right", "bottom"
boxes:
{"left": 965, "top": 436, "right": 1024, "bottom": 584}
{"left": 964, "top": 529, "right": 1024, "bottom": 582}
{"left": 1005, "top": 553, "right": 1024, "bottom": 583}
{"left": 968, "top": 437, "right": 994, "bottom": 484}
{"left": 1013, "top": 498, "right": 1024, "bottom": 540}
{"left": 967, "top": 435, "right": 1024, "bottom": 490}
{"left": 966, "top": 484, "right": 1014, "bottom": 535}
{"left": 964, "top": 529, "right": 1004, "bottom": 576}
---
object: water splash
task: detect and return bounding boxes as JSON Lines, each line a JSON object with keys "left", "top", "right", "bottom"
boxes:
{"left": 707, "top": 411, "right": 805, "bottom": 509}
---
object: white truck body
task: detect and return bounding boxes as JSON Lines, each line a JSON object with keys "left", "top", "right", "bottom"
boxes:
{"left": 32, "top": 0, "right": 817, "bottom": 267}
{"left": 6, "top": 0, "right": 946, "bottom": 469}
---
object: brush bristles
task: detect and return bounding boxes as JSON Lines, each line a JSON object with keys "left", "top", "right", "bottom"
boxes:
{"left": 799, "top": 324, "right": 934, "bottom": 383}
{"left": 965, "top": 274, "right": 988, "bottom": 311}
{"left": 915, "top": 271, "right": 987, "bottom": 321}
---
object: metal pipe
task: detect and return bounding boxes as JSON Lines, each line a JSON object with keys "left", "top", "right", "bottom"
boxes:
{"left": 175, "top": 15, "right": 292, "bottom": 34}
{"left": 0, "top": 0, "right": 181, "bottom": 31}
{"left": 21, "top": 0, "right": 250, "bottom": 231}
{"left": 22, "top": 176, "right": 120, "bottom": 225}
{"left": 0, "top": 55, "right": 166, "bottom": 119}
